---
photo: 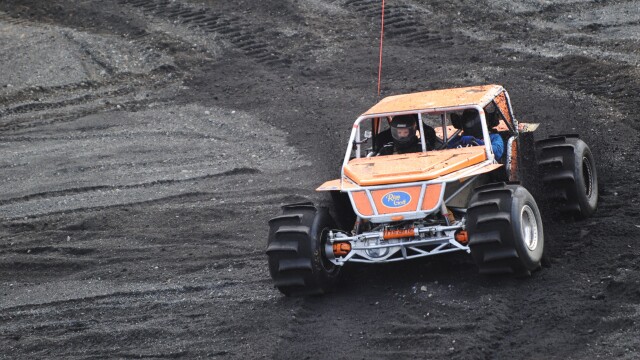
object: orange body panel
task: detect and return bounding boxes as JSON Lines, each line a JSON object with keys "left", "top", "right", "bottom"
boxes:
{"left": 316, "top": 178, "right": 359, "bottom": 191}
{"left": 421, "top": 183, "right": 442, "bottom": 210}
{"left": 344, "top": 147, "right": 487, "bottom": 186}
{"left": 363, "top": 85, "right": 503, "bottom": 116}
{"left": 493, "top": 91, "right": 513, "bottom": 125}
{"left": 509, "top": 140, "right": 518, "bottom": 181}
{"left": 371, "top": 186, "right": 423, "bottom": 215}
{"left": 350, "top": 184, "right": 443, "bottom": 217}
{"left": 352, "top": 191, "right": 374, "bottom": 216}
{"left": 316, "top": 178, "right": 341, "bottom": 191}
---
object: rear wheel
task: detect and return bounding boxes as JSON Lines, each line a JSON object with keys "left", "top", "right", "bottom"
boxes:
{"left": 516, "top": 132, "right": 539, "bottom": 188}
{"left": 266, "top": 203, "right": 340, "bottom": 296}
{"left": 467, "top": 183, "right": 544, "bottom": 276}
{"left": 536, "top": 135, "right": 598, "bottom": 218}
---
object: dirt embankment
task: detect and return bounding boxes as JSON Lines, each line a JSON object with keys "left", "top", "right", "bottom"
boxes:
{"left": 1, "top": 0, "right": 639, "bottom": 358}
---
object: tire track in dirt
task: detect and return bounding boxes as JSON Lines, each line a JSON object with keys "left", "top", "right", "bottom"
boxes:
{"left": 0, "top": 70, "right": 180, "bottom": 133}
{"left": 0, "top": 11, "right": 35, "bottom": 26}
{"left": 119, "top": 0, "right": 294, "bottom": 68}
{"left": 1, "top": 281, "right": 234, "bottom": 311}
{"left": 0, "top": 167, "right": 258, "bottom": 206}
{"left": 2, "top": 252, "right": 281, "bottom": 357}
{"left": 273, "top": 262, "right": 514, "bottom": 359}
{"left": 542, "top": 56, "right": 640, "bottom": 132}
{"left": 342, "top": 0, "right": 454, "bottom": 48}
{"left": 535, "top": 0, "right": 639, "bottom": 20}
{"left": 0, "top": 168, "right": 313, "bottom": 220}
{"left": 0, "top": 64, "right": 177, "bottom": 108}
{"left": 1, "top": 231, "right": 265, "bottom": 286}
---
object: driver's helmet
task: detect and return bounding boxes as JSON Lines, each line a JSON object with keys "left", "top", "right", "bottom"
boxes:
{"left": 462, "top": 109, "right": 483, "bottom": 138}
{"left": 390, "top": 114, "right": 418, "bottom": 149}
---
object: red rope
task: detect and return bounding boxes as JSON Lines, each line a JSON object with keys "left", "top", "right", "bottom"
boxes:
{"left": 377, "top": 0, "right": 385, "bottom": 97}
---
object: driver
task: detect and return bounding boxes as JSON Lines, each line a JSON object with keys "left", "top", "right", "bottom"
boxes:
{"left": 377, "top": 114, "right": 422, "bottom": 155}
{"left": 448, "top": 109, "right": 504, "bottom": 159}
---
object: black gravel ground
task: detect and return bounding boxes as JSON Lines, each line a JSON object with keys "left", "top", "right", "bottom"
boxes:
{"left": 1, "top": 0, "right": 640, "bottom": 358}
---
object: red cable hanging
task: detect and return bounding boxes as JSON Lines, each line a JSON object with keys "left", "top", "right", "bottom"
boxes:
{"left": 377, "top": 0, "right": 385, "bottom": 97}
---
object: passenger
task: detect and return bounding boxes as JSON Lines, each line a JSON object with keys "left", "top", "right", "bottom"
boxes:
{"left": 448, "top": 109, "right": 504, "bottom": 159}
{"left": 377, "top": 114, "right": 436, "bottom": 155}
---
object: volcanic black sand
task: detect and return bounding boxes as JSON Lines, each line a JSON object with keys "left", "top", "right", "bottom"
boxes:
{"left": 1, "top": 0, "right": 640, "bottom": 358}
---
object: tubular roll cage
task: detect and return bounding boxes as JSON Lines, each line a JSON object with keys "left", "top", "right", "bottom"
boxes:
{"left": 342, "top": 98, "right": 518, "bottom": 176}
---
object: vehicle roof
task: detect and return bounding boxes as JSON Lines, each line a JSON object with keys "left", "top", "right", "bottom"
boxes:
{"left": 362, "top": 84, "right": 504, "bottom": 116}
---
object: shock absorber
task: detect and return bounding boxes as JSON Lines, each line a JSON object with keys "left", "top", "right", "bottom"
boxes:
{"left": 441, "top": 203, "right": 456, "bottom": 225}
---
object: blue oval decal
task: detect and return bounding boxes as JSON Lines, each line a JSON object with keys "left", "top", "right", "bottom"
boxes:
{"left": 381, "top": 191, "right": 411, "bottom": 208}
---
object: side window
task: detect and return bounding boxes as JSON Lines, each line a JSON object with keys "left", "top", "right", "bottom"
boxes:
{"left": 485, "top": 101, "right": 504, "bottom": 129}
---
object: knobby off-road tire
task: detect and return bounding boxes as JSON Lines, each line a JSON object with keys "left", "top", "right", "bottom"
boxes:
{"left": 467, "top": 183, "right": 544, "bottom": 276}
{"left": 266, "top": 203, "right": 340, "bottom": 296}
{"left": 536, "top": 135, "right": 598, "bottom": 219}
{"left": 516, "top": 132, "right": 539, "bottom": 189}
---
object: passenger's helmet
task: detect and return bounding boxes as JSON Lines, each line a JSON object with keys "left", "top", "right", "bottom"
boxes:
{"left": 484, "top": 102, "right": 500, "bottom": 128}
{"left": 390, "top": 114, "right": 418, "bottom": 149}
{"left": 462, "top": 109, "right": 483, "bottom": 138}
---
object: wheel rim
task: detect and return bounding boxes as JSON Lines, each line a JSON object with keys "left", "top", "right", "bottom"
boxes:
{"left": 520, "top": 205, "right": 538, "bottom": 251}
{"left": 582, "top": 156, "right": 594, "bottom": 199}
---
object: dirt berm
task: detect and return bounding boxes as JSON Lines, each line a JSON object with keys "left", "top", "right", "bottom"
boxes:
{"left": 1, "top": 0, "right": 640, "bottom": 358}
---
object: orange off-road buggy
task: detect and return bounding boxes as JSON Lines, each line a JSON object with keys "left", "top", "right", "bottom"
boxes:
{"left": 267, "top": 85, "right": 598, "bottom": 296}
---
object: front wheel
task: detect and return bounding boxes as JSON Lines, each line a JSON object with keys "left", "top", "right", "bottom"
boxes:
{"left": 266, "top": 203, "right": 340, "bottom": 296}
{"left": 467, "top": 183, "right": 544, "bottom": 276}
